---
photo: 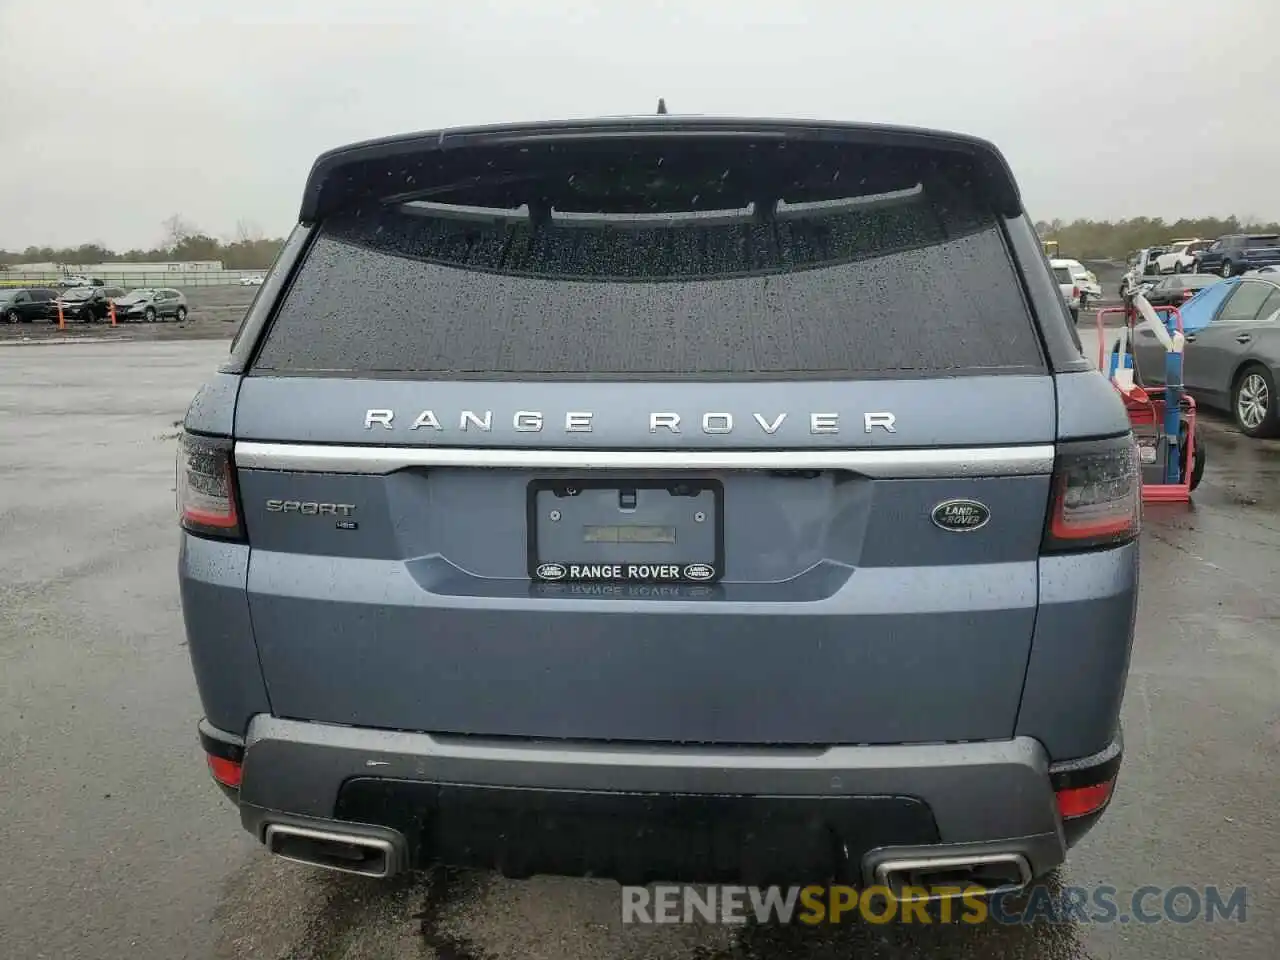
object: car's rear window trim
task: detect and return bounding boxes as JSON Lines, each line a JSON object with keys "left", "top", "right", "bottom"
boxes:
{"left": 395, "top": 184, "right": 928, "bottom": 231}
{"left": 222, "top": 223, "right": 316, "bottom": 374}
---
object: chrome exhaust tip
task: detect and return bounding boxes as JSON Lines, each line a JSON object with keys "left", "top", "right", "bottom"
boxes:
{"left": 264, "top": 823, "right": 402, "bottom": 879}
{"left": 873, "top": 852, "right": 1032, "bottom": 901}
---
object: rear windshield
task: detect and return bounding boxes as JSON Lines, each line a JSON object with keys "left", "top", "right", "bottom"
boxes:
{"left": 255, "top": 177, "right": 1044, "bottom": 380}
{"left": 1052, "top": 267, "right": 1072, "bottom": 284}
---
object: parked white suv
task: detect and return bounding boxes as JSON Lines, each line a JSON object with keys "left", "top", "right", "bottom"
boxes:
{"left": 1057, "top": 258, "right": 1102, "bottom": 307}
{"left": 1153, "top": 239, "right": 1210, "bottom": 274}
{"left": 1050, "top": 259, "right": 1081, "bottom": 322}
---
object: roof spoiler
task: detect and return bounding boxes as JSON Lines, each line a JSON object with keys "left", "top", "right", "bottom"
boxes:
{"left": 297, "top": 117, "right": 1023, "bottom": 223}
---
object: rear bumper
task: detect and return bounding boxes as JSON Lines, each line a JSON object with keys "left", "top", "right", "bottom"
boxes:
{"left": 204, "top": 716, "right": 1121, "bottom": 884}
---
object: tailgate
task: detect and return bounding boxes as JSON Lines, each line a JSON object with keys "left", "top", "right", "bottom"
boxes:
{"left": 235, "top": 378, "right": 1054, "bottom": 745}
{"left": 234, "top": 124, "right": 1057, "bottom": 745}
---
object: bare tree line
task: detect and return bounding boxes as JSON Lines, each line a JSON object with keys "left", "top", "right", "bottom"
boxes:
{"left": 0, "top": 215, "right": 286, "bottom": 271}
{"left": 1036, "top": 214, "right": 1280, "bottom": 261}
{"left": 6, "top": 212, "right": 1279, "bottom": 271}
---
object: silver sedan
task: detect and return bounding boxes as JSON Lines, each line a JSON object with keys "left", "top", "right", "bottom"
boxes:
{"left": 1133, "top": 275, "right": 1280, "bottom": 437}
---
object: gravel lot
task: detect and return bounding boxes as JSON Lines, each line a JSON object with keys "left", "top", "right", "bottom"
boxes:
{"left": 0, "top": 285, "right": 256, "bottom": 343}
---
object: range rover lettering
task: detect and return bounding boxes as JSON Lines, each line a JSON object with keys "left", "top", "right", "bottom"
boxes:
{"left": 178, "top": 116, "right": 1139, "bottom": 896}
{"left": 363, "top": 409, "right": 898, "bottom": 434}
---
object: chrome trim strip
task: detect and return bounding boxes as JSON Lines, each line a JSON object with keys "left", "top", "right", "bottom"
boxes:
{"left": 234, "top": 442, "right": 1055, "bottom": 478}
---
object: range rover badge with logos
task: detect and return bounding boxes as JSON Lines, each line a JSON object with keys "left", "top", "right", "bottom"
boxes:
{"left": 532, "top": 562, "right": 716, "bottom": 584}
{"left": 931, "top": 499, "right": 991, "bottom": 532}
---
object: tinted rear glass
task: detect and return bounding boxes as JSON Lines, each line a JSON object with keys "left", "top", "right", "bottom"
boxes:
{"left": 256, "top": 167, "right": 1044, "bottom": 380}
{"left": 1246, "top": 236, "right": 1280, "bottom": 248}
{"left": 1052, "top": 267, "right": 1072, "bottom": 284}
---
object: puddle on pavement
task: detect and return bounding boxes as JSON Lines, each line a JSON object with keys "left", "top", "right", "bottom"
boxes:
{"left": 1169, "top": 417, "right": 1280, "bottom": 513}
{"left": 213, "top": 859, "right": 1101, "bottom": 960}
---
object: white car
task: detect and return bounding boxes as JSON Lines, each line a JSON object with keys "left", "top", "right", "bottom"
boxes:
{"left": 1153, "top": 239, "right": 1211, "bottom": 274}
{"left": 1057, "top": 258, "right": 1102, "bottom": 303}
{"left": 239, "top": 275, "right": 265, "bottom": 286}
{"left": 1050, "top": 259, "right": 1081, "bottom": 322}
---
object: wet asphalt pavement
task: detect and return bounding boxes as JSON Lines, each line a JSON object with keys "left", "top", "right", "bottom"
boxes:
{"left": 1, "top": 337, "right": 1276, "bottom": 959}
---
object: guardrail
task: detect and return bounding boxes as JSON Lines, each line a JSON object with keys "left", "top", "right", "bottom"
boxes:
{"left": 0, "top": 270, "right": 265, "bottom": 288}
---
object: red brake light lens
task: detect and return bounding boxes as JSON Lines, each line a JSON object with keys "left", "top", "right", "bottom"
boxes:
{"left": 1056, "top": 778, "right": 1115, "bottom": 819}
{"left": 1043, "top": 435, "right": 1141, "bottom": 552}
{"left": 207, "top": 754, "right": 243, "bottom": 789}
{"left": 177, "top": 433, "right": 243, "bottom": 539}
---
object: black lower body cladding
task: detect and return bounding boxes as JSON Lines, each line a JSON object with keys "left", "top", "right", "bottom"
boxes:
{"left": 213, "top": 714, "right": 1113, "bottom": 884}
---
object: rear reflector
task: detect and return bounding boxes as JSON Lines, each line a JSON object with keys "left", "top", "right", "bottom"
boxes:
{"left": 207, "top": 754, "right": 243, "bottom": 789}
{"left": 177, "top": 433, "right": 243, "bottom": 540}
{"left": 1042, "top": 435, "right": 1141, "bottom": 552}
{"left": 1056, "top": 777, "right": 1115, "bottom": 819}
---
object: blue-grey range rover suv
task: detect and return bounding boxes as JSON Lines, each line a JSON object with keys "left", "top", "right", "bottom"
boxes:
{"left": 177, "top": 116, "right": 1139, "bottom": 899}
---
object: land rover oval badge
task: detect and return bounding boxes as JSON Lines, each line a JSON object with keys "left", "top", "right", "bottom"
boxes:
{"left": 535, "top": 562, "right": 567, "bottom": 580}
{"left": 683, "top": 563, "right": 715, "bottom": 582}
{"left": 931, "top": 499, "right": 991, "bottom": 532}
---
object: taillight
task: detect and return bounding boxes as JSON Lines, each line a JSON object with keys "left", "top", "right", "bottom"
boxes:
{"left": 1056, "top": 778, "right": 1116, "bottom": 819}
{"left": 207, "top": 754, "right": 243, "bottom": 789}
{"left": 1042, "top": 435, "right": 1141, "bottom": 552}
{"left": 177, "top": 432, "right": 243, "bottom": 539}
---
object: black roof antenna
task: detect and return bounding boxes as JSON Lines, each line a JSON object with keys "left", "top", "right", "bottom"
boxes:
{"left": 656, "top": 98, "right": 668, "bottom": 115}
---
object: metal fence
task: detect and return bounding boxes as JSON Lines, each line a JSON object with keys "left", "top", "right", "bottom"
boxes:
{"left": 0, "top": 270, "right": 265, "bottom": 288}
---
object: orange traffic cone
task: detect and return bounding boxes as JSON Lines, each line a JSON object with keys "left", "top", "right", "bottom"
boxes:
{"left": 58, "top": 300, "right": 65, "bottom": 330}
{"left": 109, "top": 300, "right": 116, "bottom": 326}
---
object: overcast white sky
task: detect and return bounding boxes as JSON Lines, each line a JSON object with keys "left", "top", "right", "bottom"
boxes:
{"left": 1, "top": 0, "right": 1277, "bottom": 250}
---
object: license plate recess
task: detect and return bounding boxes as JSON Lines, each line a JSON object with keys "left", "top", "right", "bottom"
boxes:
{"left": 527, "top": 479, "right": 724, "bottom": 584}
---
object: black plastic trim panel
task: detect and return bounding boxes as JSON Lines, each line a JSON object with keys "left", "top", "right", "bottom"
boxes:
{"left": 333, "top": 778, "right": 941, "bottom": 884}
{"left": 1047, "top": 730, "right": 1123, "bottom": 792}
{"left": 300, "top": 117, "right": 1023, "bottom": 222}
{"left": 199, "top": 718, "right": 245, "bottom": 764}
